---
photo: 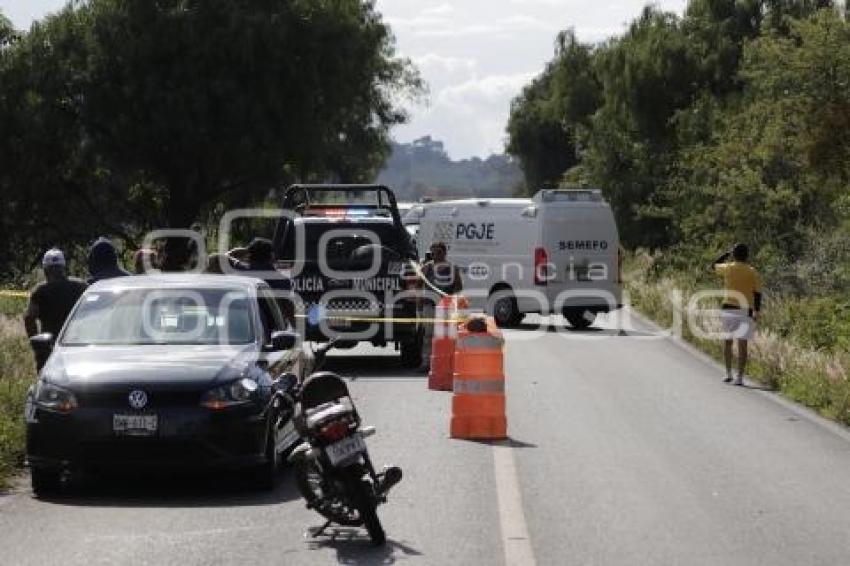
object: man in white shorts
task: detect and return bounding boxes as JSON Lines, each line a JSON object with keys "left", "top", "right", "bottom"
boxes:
{"left": 711, "top": 243, "right": 763, "bottom": 385}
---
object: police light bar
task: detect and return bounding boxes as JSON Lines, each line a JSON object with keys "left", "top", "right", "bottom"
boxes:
{"left": 307, "top": 207, "right": 372, "bottom": 218}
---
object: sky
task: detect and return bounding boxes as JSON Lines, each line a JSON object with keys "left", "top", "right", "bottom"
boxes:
{"left": 2, "top": 0, "right": 687, "bottom": 159}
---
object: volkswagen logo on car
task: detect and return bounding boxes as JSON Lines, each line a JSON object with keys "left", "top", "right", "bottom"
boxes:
{"left": 128, "top": 390, "right": 148, "bottom": 410}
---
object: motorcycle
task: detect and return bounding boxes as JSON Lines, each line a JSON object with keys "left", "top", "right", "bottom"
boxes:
{"left": 287, "top": 346, "right": 402, "bottom": 546}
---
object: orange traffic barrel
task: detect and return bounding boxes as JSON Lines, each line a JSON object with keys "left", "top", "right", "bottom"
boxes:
{"left": 450, "top": 316, "right": 507, "bottom": 439}
{"left": 428, "top": 296, "right": 457, "bottom": 391}
{"left": 428, "top": 295, "right": 469, "bottom": 391}
{"left": 428, "top": 335, "right": 455, "bottom": 391}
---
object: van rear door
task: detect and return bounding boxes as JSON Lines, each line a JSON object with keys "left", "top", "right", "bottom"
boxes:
{"left": 540, "top": 195, "right": 621, "bottom": 312}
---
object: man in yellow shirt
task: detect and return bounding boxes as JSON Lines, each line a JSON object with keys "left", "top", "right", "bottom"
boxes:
{"left": 711, "top": 243, "right": 763, "bottom": 385}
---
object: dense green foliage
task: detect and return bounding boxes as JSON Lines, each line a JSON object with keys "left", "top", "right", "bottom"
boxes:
{"left": 507, "top": 1, "right": 848, "bottom": 258}
{"left": 0, "top": 1, "right": 421, "bottom": 279}
{"left": 376, "top": 136, "right": 523, "bottom": 200}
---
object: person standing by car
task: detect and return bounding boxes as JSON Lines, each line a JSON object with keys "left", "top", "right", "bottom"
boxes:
{"left": 87, "top": 237, "right": 130, "bottom": 283}
{"left": 418, "top": 241, "right": 463, "bottom": 371}
{"left": 711, "top": 243, "right": 763, "bottom": 385}
{"left": 231, "top": 238, "right": 295, "bottom": 325}
{"left": 24, "top": 249, "right": 87, "bottom": 370}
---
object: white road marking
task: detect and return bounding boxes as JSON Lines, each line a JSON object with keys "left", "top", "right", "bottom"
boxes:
{"left": 493, "top": 442, "right": 536, "bottom": 566}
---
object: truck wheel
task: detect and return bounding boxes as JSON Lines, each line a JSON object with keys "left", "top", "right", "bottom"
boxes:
{"left": 31, "top": 467, "right": 62, "bottom": 498}
{"left": 400, "top": 337, "right": 422, "bottom": 368}
{"left": 489, "top": 293, "right": 521, "bottom": 328}
{"left": 564, "top": 308, "right": 596, "bottom": 330}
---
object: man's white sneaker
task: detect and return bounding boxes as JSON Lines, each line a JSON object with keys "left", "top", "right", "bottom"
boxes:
{"left": 733, "top": 376, "right": 744, "bottom": 386}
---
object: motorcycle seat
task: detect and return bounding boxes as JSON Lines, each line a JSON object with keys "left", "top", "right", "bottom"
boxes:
{"left": 305, "top": 402, "right": 352, "bottom": 429}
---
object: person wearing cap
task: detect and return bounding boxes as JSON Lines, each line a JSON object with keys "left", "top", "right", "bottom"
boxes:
{"left": 417, "top": 241, "right": 463, "bottom": 371}
{"left": 87, "top": 237, "right": 131, "bottom": 283}
{"left": 24, "top": 249, "right": 88, "bottom": 370}
{"left": 133, "top": 248, "right": 159, "bottom": 274}
{"left": 711, "top": 243, "right": 763, "bottom": 386}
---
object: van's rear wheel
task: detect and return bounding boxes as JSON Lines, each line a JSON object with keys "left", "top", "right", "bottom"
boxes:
{"left": 489, "top": 292, "right": 523, "bottom": 328}
{"left": 564, "top": 308, "right": 596, "bottom": 330}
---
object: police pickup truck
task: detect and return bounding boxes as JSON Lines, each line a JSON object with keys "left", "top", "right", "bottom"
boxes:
{"left": 272, "top": 185, "right": 422, "bottom": 367}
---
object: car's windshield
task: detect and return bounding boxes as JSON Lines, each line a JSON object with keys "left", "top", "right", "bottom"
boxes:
{"left": 60, "top": 288, "right": 255, "bottom": 346}
{"left": 277, "top": 222, "right": 406, "bottom": 263}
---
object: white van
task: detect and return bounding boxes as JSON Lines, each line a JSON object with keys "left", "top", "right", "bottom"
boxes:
{"left": 409, "top": 189, "right": 622, "bottom": 328}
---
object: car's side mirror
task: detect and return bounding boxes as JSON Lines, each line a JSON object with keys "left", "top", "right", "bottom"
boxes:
{"left": 265, "top": 330, "right": 299, "bottom": 352}
{"left": 30, "top": 333, "right": 54, "bottom": 351}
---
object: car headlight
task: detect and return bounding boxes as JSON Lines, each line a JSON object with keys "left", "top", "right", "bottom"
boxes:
{"left": 34, "top": 382, "right": 78, "bottom": 413}
{"left": 200, "top": 378, "right": 259, "bottom": 410}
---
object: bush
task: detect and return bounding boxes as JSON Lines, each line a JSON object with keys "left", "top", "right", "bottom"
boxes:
{"left": 0, "top": 316, "right": 34, "bottom": 488}
{"left": 0, "top": 293, "right": 28, "bottom": 318}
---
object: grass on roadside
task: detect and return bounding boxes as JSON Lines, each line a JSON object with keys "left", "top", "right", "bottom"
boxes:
{"left": 625, "top": 253, "right": 850, "bottom": 426}
{"left": 0, "top": 314, "right": 35, "bottom": 489}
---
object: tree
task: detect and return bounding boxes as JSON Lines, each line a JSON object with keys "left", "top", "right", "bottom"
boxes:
{"left": 0, "top": 1, "right": 421, "bottom": 276}
{"left": 80, "top": 0, "right": 419, "bottom": 227}
{"left": 662, "top": 9, "right": 850, "bottom": 268}
{"left": 506, "top": 30, "right": 598, "bottom": 195}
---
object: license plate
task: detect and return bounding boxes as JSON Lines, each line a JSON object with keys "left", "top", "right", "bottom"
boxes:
{"left": 325, "top": 433, "right": 366, "bottom": 466}
{"left": 113, "top": 414, "right": 158, "bottom": 436}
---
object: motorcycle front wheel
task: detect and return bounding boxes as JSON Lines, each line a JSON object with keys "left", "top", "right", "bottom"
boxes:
{"left": 354, "top": 480, "right": 386, "bottom": 547}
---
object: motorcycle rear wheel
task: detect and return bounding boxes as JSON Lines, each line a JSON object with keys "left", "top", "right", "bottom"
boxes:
{"left": 294, "top": 458, "right": 363, "bottom": 527}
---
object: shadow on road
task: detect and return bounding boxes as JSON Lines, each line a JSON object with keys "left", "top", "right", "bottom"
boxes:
{"left": 458, "top": 436, "right": 537, "bottom": 449}
{"left": 325, "top": 355, "right": 424, "bottom": 381}
{"left": 39, "top": 465, "right": 301, "bottom": 508}
{"left": 740, "top": 383, "right": 776, "bottom": 392}
{"left": 307, "top": 527, "right": 423, "bottom": 565}
{"left": 509, "top": 322, "right": 656, "bottom": 338}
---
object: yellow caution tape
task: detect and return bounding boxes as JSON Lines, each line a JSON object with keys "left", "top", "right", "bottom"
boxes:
{"left": 0, "top": 290, "right": 29, "bottom": 298}
{"left": 293, "top": 313, "right": 467, "bottom": 325}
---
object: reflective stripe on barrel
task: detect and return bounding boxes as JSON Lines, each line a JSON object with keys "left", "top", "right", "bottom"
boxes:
{"left": 457, "top": 334, "right": 504, "bottom": 349}
{"left": 453, "top": 379, "right": 505, "bottom": 394}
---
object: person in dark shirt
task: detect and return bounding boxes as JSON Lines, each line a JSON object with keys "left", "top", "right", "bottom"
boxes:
{"left": 24, "top": 249, "right": 87, "bottom": 370}
{"left": 230, "top": 238, "right": 294, "bottom": 324}
{"left": 420, "top": 241, "right": 463, "bottom": 296}
{"left": 87, "top": 237, "right": 130, "bottom": 283}
{"left": 417, "top": 241, "right": 463, "bottom": 371}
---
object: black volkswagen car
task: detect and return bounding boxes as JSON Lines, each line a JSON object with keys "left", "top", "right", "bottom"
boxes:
{"left": 25, "top": 275, "right": 305, "bottom": 497}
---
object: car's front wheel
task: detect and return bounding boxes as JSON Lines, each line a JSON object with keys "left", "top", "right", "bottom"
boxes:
{"left": 251, "top": 426, "right": 279, "bottom": 491}
{"left": 31, "top": 467, "right": 62, "bottom": 498}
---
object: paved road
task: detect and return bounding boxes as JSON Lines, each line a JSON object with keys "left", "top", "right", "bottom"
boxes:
{"left": 3, "top": 311, "right": 850, "bottom": 565}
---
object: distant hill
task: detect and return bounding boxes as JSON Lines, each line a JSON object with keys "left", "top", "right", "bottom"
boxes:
{"left": 375, "top": 136, "right": 523, "bottom": 201}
